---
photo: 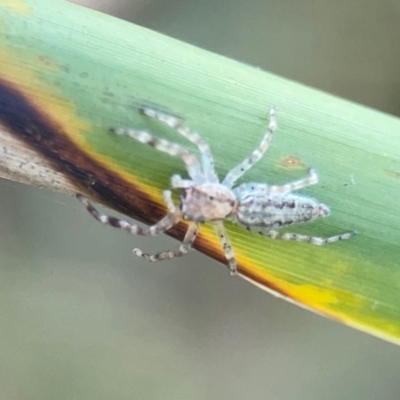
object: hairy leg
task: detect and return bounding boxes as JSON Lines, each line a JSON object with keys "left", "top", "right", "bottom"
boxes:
{"left": 268, "top": 169, "right": 318, "bottom": 195}
{"left": 110, "top": 126, "right": 204, "bottom": 183}
{"left": 133, "top": 222, "right": 199, "bottom": 261}
{"left": 171, "top": 174, "right": 194, "bottom": 189}
{"left": 223, "top": 107, "right": 277, "bottom": 188}
{"left": 253, "top": 227, "right": 357, "bottom": 245}
{"left": 214, "top": 221, "right": 237, "bottom": 275}
{"left": 141, "top": 107, "right": 218, "bottom": 183}
{"left": 233, "top": 170, "right": 318, "bottom": 198}
{"left": 76, "top": 193, "right": 180, "bottom": 236}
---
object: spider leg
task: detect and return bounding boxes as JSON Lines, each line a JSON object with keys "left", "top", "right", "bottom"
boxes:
{"left": 162, "top": 190, "right": 177, "bottom": 213}
{"left": 171, "top": 174, "right": 194, "bottom": 189}
{"left": 233, "top": 170, "right": 318, "bottom": 198}
{"left": 141, "top": 107, "right": 218, "bottom": 183}
{"left": 76, "top": 193, "right": 180, "bottom": 236}
{"left": 110, "top": 126, "right": 204, "bottom": 183}
{"left": 268, "top": 169, "right": 318, "bottom": 195}
{"left": 133, "top": 222, "right": 199, "bottom": 261}
{"left": 222, "top": 107, "right": 277, "bottom": 188}
{"left": 214, "top": 221, "right": 237, "bottom": 275}
{"left": 253, "top": 227, "right": 357, "bottom": 244}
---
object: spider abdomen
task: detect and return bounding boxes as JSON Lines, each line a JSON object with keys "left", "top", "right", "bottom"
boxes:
{"left": 235, "top": 194, "right": 330, "bottom": 229}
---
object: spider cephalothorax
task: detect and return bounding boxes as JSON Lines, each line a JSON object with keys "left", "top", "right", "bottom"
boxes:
{"left": 77, "top": 107, "right": 355, "bottom": 275}
{"left": 179, "top": 184, "right": 238, "bottom": 222}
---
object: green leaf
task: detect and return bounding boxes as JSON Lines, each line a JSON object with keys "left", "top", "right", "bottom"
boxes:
{"left": 0, "top": 0, "right": 399, "bottom": 344}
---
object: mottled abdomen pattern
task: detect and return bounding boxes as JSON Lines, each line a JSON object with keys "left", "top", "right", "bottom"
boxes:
{"left": 234, "top": 194, "right": 330, "bottom": 229}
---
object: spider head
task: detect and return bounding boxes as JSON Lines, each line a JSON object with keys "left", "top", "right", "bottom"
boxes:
{"left": 179, "top": 183, "right": 238, "bottom": 222}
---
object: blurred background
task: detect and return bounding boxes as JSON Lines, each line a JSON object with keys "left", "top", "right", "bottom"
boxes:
{"left": 1, "top": 1, "right": 400, "bottom": 399}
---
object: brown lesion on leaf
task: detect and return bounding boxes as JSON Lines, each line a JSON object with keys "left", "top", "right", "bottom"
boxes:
{"left": 383, "top": 169, "right": 400, "bottom": 179}
{"left": 278, "top": 155, "right": 307, "bottom": 170}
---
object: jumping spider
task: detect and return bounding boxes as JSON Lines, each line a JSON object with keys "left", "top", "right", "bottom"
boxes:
{"left": 77, "top": 107, "right": 356, "bottom": 275}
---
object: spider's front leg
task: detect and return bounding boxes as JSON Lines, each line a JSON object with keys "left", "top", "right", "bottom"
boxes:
{"left": 141, "top": 107, "right": 218, "bottom": 183}
{"left": 110, "top": 126, "right": 205, "bottom": 183}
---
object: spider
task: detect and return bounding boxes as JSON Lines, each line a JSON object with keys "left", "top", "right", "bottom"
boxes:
{"left": 77, "top": 107, "right": 356, "bottom": 275}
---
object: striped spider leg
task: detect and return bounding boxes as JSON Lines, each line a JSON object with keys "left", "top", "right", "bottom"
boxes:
{"left": 76, "top": 190, "right": 197, "bottom": 261}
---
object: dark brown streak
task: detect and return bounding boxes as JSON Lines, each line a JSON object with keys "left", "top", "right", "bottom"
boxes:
{"left": 0, "top": 80, "right": 175, "bottom": 229}
{"left": 0, "top": 80, "right": 294, "bottom": 300}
